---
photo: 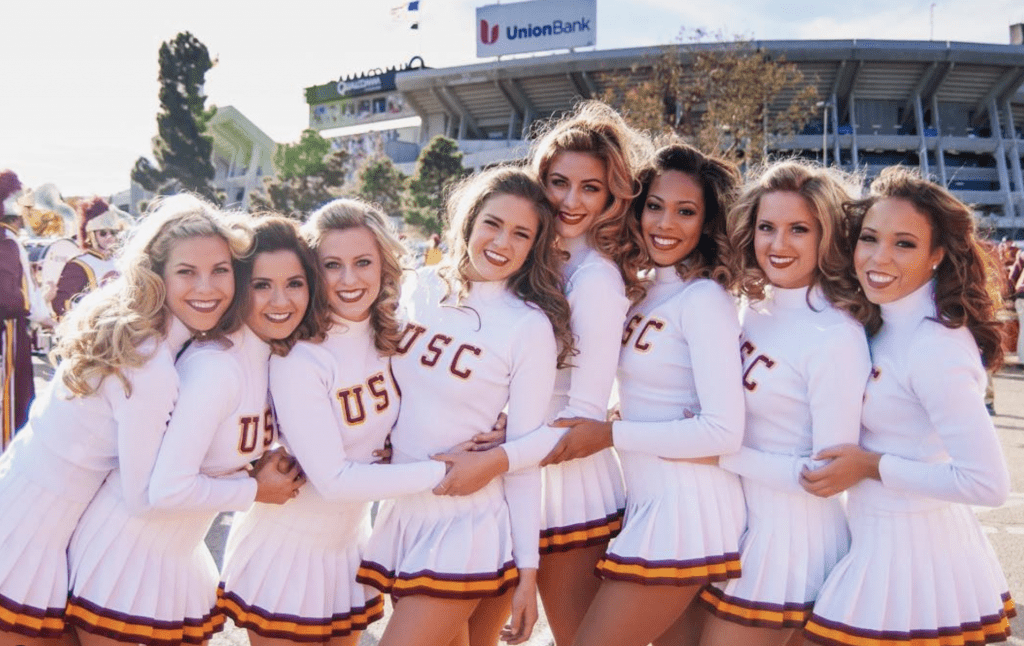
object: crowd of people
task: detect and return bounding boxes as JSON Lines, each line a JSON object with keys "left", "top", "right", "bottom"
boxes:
{"left": 0, "top": 99, "right": 1016, "bottom": 646}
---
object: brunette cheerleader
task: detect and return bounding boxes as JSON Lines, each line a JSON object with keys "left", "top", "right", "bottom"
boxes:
{"left": 0, "top": 195, "right": 247, "bottom": 646}
{"left": 355, "top": 166, "right": 574, "bottom": 646}
{"left": 218, "top": 203, "right": 449, "bottom": 646}
{"left": 802, "top": 168, "right": 1015, "bottom": 646}
{"left": 697, "top": 161, "right": 872, "bottom": 646}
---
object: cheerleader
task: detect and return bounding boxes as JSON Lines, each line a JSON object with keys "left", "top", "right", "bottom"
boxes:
{"left": 218, "top": 201, "right": 449, "bottom": 646}
{"left": 801, "top": 168, "right": 1014, "bottom": 646}
{"left": 544, "top": 143, "right": 747, "bottom": 646}
{"left": 0, "top": 194, "right": 247, "bottom": 646}
{"left": 355, "top": 166, "right": 574, "bottom": 646}
{"left": 65, "top": 214, "right": 306, "bottom": 646}
{"left": 696, "top": 161, "right": 872, "bottom": 646}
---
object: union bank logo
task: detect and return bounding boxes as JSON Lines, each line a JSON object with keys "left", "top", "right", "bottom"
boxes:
{"left": 480, "top": 19, "right": 499, "bottom": 45}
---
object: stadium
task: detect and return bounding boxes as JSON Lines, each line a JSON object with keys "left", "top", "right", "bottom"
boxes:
{"left": 304, "top": 30, "right": 1024, "bottom": 238}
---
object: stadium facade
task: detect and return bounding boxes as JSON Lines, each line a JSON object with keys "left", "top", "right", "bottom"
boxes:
{"left": 308, "top": 34, "right": 1024, "bottom": 237}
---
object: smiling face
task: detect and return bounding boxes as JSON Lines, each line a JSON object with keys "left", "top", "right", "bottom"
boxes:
{"left": 163, "top": 235, "right": 235, "bottom": 333}
{"left": 245, "top": 249, "right": 309, "bottom": 342}
{"left": 854, "top": 197, "right": 944, "bottom": 304}
{"left": 753, "top": 191, "right": 822, "bottom": 289}
{"left": 640, "top": 170, "right": 705, "bottom": 267}
{"left": 464, "top": 193, "right": 540, "bottom": 282}
{"left": 544, "top": 151, "right": 609, "bottom": 240}
{"left": 319, "top": 227, "right": 382, "bottom": 322}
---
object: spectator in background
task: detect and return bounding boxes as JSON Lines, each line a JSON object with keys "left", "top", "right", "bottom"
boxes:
{"left": 1010, "top": 245, "right": 1024, "bottom": 367}
{"left": 52, "top": 197, "right": 128, "bottom": 319}
{"left": 0, "top": 169, "right": 53, "bottom": 450}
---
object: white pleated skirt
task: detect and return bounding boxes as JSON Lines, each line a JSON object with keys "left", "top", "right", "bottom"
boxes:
{"left": 596, "top": 451, "right": 745, "bottom": 586}
{"left": 540, "top": 447, "right": 626, "bottom": 554}
{"left": 805, "top": 489, "right": 1014, "bottom": 646}
{"left": 0, "top": 445, "right": 104, "bottom": 638}
{"left": 356, "top": 479, "right": 518, "bottom": 599}
{"left": 218, "top": 487, "right": 384, "bottom": 641}
{"left": 700, "top": 479, "right": 850, "bottom": 628}
{"left": 65, "top": 471, "right": 224, "bottom": 646}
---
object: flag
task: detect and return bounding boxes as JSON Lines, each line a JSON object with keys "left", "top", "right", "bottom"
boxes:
{"left": 391, "top": 1, "right": 420, "bottom": 29}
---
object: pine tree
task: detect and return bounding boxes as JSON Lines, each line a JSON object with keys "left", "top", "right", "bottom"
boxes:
{"left": 405, "top": 136, "right": 466, "bottom": 235}
{"left": 355, "top": 156, "right": 407, "bottom": 219}
{"left": 132, "top": 32, "right": 218, "bottom": 201}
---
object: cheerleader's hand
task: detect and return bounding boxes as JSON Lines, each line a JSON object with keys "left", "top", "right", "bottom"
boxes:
{"left": 468, "top": 412, "right": 507, "bottom": 451}
{"left": 800, "top": 444, "right": 882, "bottom": 498}
{"left": 541, "top": 417, "right": 613, "bottom": 466}
{"left": 372, "top": 436, "right": 393, "bottom": 464}
{"left": 252, "top": 451, "right": 306, "bottom": 504}
{"left": 431, "top": 447, "right": 509, "bottom": 496}
{"left": 502, "top": 568, "right": 538, "bottom": 644}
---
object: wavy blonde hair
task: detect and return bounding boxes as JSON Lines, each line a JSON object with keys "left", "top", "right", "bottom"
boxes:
{"left": 439, "top": 165, "right": 575, "bottom": 367}
{"left": 239, "top": 216, "right": 330, "bottom": 356}
{"left": 847, "top": 167, "right": 1004, "bottom": 367}
{"left": 56, "top": 194, "right": 253, "bottom": 397}
{"left": 723, "top": 160, "right": 874, "bottom": 328}
{"left": 303, "top": 198, "right": 407, "bottom": 356}
{"left": 629, "top": 143, "right": 740, "bottom": 299}
{"left": 530, "top": 100, "right": 652, "bottom": 303}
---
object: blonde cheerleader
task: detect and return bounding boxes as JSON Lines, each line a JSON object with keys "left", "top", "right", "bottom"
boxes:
{"left": 0, "top": 195, "right": 248, "bottom": 646}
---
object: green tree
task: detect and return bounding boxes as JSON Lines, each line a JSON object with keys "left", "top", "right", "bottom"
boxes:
{"left": 405, "top": 136, "right": 466, "bottom": 235}
{"left": 601, "top": 30, "right": 817, "bottom": 165}
{"left": 132, "top": 31, "right": 218, "bottom": 201}
{"left": 275, "top": 129, "right": 332, "bottom": 180}
{"left": 251, "top": 147, "right": 353, "bottom": 219}
{"left": 355, "top": 156, "right": 407, "bottom": 218}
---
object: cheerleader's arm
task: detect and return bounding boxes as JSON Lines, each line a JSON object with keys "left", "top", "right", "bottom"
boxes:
{"left": 148, "top": 351, "right": 258, "bottom": 512}
{"left": 613, "top": 282, "right": 744, "bottom": 458}
{"left": 501, "top": 265, "right": 628, "bottom": 472}
{"left": 879, "top": 333, "right": 1009, "bottom": 507}
{"left": 270, "top": 349, "right": 445, "bottom": 502}
{"left": 503, "top": 315, "right": 558, "bottom": 570}
{"left": 112, "top": 350, "right": 180, "bottom": 515}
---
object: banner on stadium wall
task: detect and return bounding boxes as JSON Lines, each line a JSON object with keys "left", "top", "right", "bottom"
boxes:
{"left": 476, "top": 0, "right": 596, "bottom": 58}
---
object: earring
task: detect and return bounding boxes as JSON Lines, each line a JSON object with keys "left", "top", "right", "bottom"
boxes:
{"left": 932, "top": 264, "right": 938, "bottom": 271}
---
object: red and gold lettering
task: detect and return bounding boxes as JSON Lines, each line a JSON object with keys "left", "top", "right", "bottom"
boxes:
{"left": 262, "top": 407, "right": 277, "bottom": 448}
{"left": 633, "top": 319, "right": 665, "bottom": 352}
{"left": 740, "top": 340, "right": 756, "bottom": 361}
{"left": 237, "top": 415, "right": 261, "bottom": 453}
{"left": 421, "top": 334, "right": 452, "bottom": 367}
{"left": 742, "top": 355, "right": 776, "bottom": 392}
{"left": 396, "top": 323, "right": 427, "bottom": 355}
{"left": 367, "top": 373, "right": 390, "bottom": 412}
{"left": 337, "top": 386, "right": 367, "bottom": 425}
{"left": 622, "top": 314, "right": 643, "bottom": 345}
{"left": 451, "top": 343, "right": 482, "bottom": 379}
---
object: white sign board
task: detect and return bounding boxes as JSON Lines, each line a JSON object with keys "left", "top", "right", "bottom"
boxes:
{"left": 476, "top": 0, "right": 596, "bottom": 58}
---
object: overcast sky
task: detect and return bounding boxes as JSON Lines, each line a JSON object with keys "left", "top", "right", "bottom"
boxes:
{"left": 2, "top": 0, "right": 1021, "bottom": 196}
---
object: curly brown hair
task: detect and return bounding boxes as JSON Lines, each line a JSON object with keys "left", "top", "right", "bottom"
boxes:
{"left": 847, "top": 167, "right": 1004, "bottom": 368}
{"left": 237, "top": 216, "right": 330, "bottom": 356}
{"left": 439, "top": 165, "right": 576, "bottom": 367}
{"left": 302, "top": 199, "right": 408, "bottom": 356}
{"left": 723, "top": 159, "right": 875, "bottom": 329}
{"left": 628, "top": 143, "right": 740, "bottom": 298}
{"left": 530, "top": 100, "right": 652, "bottom": 303}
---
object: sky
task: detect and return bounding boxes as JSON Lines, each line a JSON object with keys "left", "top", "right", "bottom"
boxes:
{"left": 2, "top": 0, "right": 1022, "bottom": 198}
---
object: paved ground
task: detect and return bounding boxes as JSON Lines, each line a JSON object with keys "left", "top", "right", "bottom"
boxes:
{"left": 30, "top": 356, "right": 1024, "bottom": 646}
